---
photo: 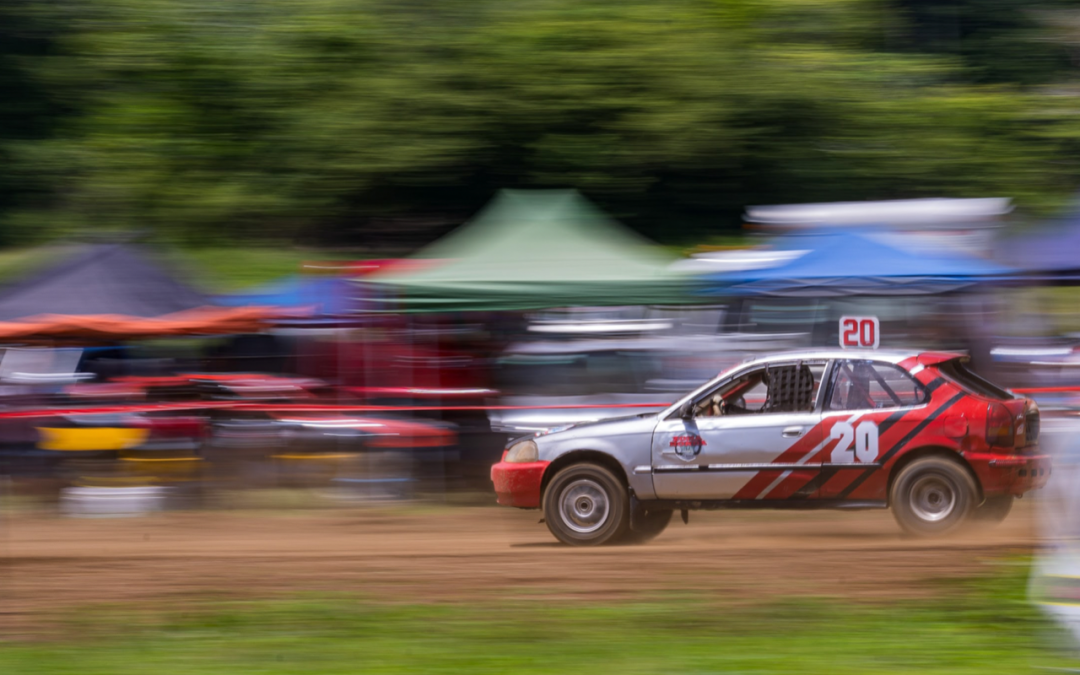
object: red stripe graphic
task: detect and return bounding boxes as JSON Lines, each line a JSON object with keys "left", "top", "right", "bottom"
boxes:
{"left": 730, "top": 424, "right": 831, "bottom": 500}
{"left": 897, "top": 356, "right": 920, "bottom": 371}
{"left": 748, "top": 371, "right": 963, "bottom": 501}
{"left": 758, "top": 413, "right": 870, "bottom": 500}
{"left": 1012, "top": 386, "right": 1080, "bottom": 394}
{"left": 816, "top": 386, "right": 959, "bottom": 499}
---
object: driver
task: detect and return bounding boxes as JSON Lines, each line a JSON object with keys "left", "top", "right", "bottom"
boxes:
{"left": 720, "top": 395, "right": 751, "bottom": 416}
{"left": 701, "top": 391, "right": 751, "bottom": 416}
{"left": 706, "top": 393, "right": 723, "bottom": 417}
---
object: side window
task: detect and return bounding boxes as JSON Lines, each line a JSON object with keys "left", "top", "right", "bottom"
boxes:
{"left": 697, "top": 362, "right": 826, "bottom": 417}
{"left": 827, "top": 360, "right": 927, "bottom": 411}
{"left": 739, "top": 376, "right": 770, "bottom": 412}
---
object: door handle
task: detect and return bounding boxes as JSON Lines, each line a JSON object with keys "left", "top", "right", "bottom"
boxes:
{"left": 782, "top": 426, "right": 804, "bottom": 437}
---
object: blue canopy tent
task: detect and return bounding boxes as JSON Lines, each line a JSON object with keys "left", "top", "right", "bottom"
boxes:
{"left": 705, "top": 232, "right": 1014, "bottom": 297}
{"left": 997, "top": 196, "right": 1080, "bottom": 279}
{"left": 216, "top": 276, "right": 354, "bottom": 320}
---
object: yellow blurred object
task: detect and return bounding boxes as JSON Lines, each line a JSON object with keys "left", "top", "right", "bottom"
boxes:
{"left": 72, "top": 475, "right": 153, "bottom": 488}
{"left": 36, "top": 427, "right": 149, "bottom": 451}
{"left": 272, "top": 453, "right": 356, "bottom": 460}
{"left": 118, "top": 455, "right": 202, "bottom": 462}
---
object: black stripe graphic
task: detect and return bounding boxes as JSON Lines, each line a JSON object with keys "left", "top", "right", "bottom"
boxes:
{"left": 791, "top": 467, "right": 838, "bottom": 498}
{"left": 787, "top": 409, "right": 908, "bottom": 499}
{"left": 785, "top": 382, "right": 953, "bottom": 500}
{"left": 873, "top": 378, "right": 945, "bottom": 438}
{"left": 876, "top": 408, "right": 909, "bottom": 437}
{"left": 922, "top": 377, "right": 946, "bottom": 397}
{"left": 835, "top": 391, "right": 966, "bottom": 500}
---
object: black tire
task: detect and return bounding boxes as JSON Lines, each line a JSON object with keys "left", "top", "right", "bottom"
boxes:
{"left": 621, "top": 509, "right": 673, "bottom": 545}
{"left": 542, "top": 463, "right": 629, "bottom": 546}
{"left": 890, "top": 456, "right": 977, "bottom": 536}
{"left": 973, "top": 495, "right": 1013, "bottom": 524}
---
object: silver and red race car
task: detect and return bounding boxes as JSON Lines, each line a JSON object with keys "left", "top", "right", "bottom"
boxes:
{"left": 491, "top": 349, "right": 1049, "bottom": 546}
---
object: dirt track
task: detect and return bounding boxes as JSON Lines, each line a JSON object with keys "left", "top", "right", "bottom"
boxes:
{"left": 0, "top": 500, "right": 1040, "bottom": 627}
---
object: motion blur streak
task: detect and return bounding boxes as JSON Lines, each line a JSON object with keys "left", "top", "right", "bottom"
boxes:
{"left": 3, "top": 0, "right": 1080, "bottom": 671}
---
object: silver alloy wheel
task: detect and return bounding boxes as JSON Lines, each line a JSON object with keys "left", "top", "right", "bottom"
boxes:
{"left": 909, "top": 474, "right": 957, "bottom": 522}
{"left": 559, "top": 478, "right": 610, "bottom": 534}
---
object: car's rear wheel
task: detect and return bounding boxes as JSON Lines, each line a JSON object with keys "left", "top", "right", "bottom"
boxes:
{"left": 973, "top": 495, "right": 1013, "bottom": 524}
{"left": 543, "top": 463, "right": 629, "bottom": 546}
{"left": 890, "top": 456, "right": 976, "bottom": 536}
{"left": 621, "top": 508, "right": 672, "bottom": 545}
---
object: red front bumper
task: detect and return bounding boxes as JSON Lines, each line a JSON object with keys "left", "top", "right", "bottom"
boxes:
{"left": 491, "top": 460, "right": 549, "bottom": 508}
{"left": 963, "top": 452, "right": 1052, "bottom": 497}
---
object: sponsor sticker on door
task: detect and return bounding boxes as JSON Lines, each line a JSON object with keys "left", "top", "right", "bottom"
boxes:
{"left": 669, "top": 434, "right": 706, "bottom": 461}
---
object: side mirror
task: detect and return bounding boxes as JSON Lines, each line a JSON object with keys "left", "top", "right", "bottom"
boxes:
{"left": 678, "top": 402, "right": 695, "bottom": 419}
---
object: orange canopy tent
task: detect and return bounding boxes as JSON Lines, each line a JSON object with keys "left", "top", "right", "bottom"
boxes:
{"left": 0, "top": 306, "right": 276, "bottom": 341}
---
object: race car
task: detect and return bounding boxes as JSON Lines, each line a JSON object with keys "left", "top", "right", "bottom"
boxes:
{"left": 491, "top": 350, "right": 1049, "bottom": 546}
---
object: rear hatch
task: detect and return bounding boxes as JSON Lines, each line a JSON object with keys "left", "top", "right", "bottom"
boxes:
{"left": 935, "top": 356, "right": 1039, "bottom": 449}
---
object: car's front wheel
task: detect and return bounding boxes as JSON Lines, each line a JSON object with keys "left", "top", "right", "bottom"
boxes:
{"left": 890, "top": 456, "right": 977, "bottom": 536}
{"left": 543, "top": 463, "right": 629, "bottom": 546}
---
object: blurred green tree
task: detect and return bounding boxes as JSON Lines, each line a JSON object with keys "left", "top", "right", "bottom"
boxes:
{"left": 3, "top": 0, "right": 1080, "bottom": 245}
{"left": 0, "top": 0, "right": 71, "bottom": 244}
{"left": 892, "top": 0, "right": 1076, "bottom": 85}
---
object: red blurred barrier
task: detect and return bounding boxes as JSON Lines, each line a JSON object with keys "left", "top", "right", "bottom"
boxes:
{"left": 0, "top": 400, "right": 672, "bottom": 420}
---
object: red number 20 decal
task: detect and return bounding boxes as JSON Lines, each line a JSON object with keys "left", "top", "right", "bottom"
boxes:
{"left": 839, "top": 316, "right": 879, "bottom": 349}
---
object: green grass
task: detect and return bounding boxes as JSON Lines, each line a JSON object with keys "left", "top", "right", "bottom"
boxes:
{"left": 0, "top": 563, "right": 1073, "bottom": 674}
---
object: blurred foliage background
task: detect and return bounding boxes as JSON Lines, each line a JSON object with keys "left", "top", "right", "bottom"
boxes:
{"left": 4, "top": 0, "right": 1080, "bottom": 247}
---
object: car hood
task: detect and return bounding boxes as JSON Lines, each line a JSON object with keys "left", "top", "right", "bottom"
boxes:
{"left": 536, "top": 412, "right": 658, "bottom": 442}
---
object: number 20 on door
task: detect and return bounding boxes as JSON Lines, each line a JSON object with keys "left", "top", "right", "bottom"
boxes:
{"left": 830, "top": 421, "right": 879, "bottom": 463}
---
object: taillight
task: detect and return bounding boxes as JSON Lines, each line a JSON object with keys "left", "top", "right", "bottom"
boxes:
{"left": 986, "top": 402, "right": 1014, "bottom": 448}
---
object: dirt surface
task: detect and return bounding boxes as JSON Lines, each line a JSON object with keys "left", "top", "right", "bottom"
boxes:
{"left": 0, "top": 500, "right": 1041, "bottom": 629}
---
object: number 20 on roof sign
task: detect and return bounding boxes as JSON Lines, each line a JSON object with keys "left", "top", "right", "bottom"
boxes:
{"left": 840, "top": 316, "right": 879, "bottom": 349}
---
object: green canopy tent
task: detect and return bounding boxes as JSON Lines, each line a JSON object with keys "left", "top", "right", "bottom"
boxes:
{"left": 365, "top": 190, "right": 690, "bottom": 312}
